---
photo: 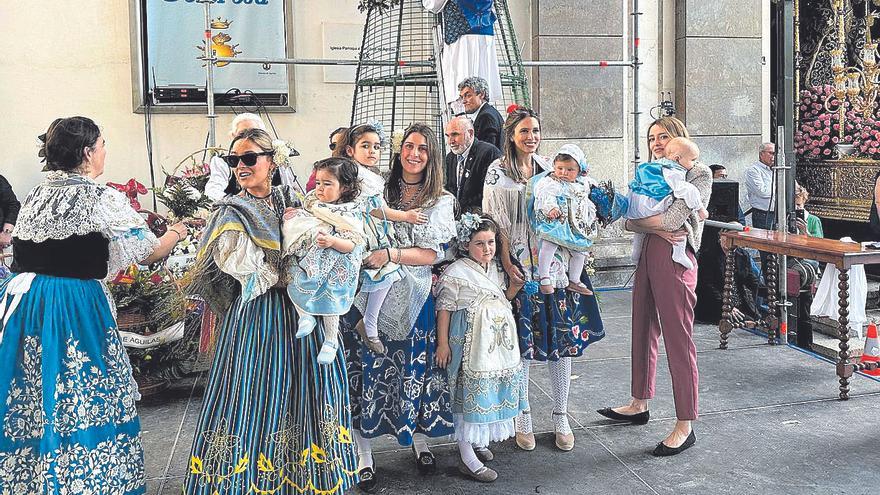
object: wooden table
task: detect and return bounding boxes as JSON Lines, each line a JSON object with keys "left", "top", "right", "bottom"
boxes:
{"left": 719, "top": 228, "right": 880, "bottom": 400}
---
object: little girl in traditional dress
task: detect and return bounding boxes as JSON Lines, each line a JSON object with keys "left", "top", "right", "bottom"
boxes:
{"left": 434, "top": 213, "right": 528, "bottom": 483}
{"left": 345, "top": 124, "right": 427, "bottom": 354}
{"left": 282, "top": 157, "right": 367, "bottom": 364}
{"left": 626, "top": 137, "right": 708, "bottom": 270}
{"left": 531, "top": 144, "right": 596, "bottom": 296}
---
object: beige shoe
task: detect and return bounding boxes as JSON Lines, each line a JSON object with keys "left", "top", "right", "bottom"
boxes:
{"left": 515, "top": 432, "right": 536, "bottom": 451}
{"left": 554, "top": 431, "right": 575, "bottom": 452}
{"left": 458, "top": 460, "right": 498, "bottom": 482}
{"left": 474, "top": 446, "right": 494, "bottom": 462}
{"left": 355, "top": 319, "right": 386, "bottom": 354}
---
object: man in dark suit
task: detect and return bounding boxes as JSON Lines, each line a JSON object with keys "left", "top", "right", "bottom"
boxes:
{"left": 444, "top": 116, "right": 501, "bottom": 212}
{"left": 458, "top": 76, "right": 504, "bottom": 151}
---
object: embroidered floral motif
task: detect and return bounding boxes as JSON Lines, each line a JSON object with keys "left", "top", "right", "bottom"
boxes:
{"left": 0, "top": 433, "right": 144, "bottom": 494}
{"left": 3, "top": 336, "right": 45, "bottom": 440}
{"left": 52, "top": 334, "right": 137, "bottom": 435}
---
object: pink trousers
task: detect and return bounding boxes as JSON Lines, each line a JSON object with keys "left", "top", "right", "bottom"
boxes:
{"left": 631, "top": 234, "right": 699, "bottom": 420}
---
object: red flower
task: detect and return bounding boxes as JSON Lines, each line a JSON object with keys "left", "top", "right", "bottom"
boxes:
{"left": 506, "top": 104, "right": 521, "bottom": 115}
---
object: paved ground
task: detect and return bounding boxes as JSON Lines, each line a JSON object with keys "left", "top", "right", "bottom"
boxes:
{"left": 139, "top": 289, "right": 880, "bottom": 495}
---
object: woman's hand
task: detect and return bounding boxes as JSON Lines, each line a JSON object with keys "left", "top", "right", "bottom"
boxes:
{"left": 435, "top": 343, "right": 451, "bottom": 369}
{"left": 796, "top": 218, "right": 808, "bottom": 236}
{"left": 363, "top": 248, "right": 391, "bottom": 269}
{"left": 168, "top": 222, "right": 188, "bottom": 241}
{"left": 502, "top": 259, "right": 525, "bottom": 285}
{"left": 655, "top": 229, "right": 687, "bottom": 245}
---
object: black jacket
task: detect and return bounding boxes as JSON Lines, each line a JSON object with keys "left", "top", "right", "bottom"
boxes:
{"left": 0, "top": 175, "right": 20, "bottom": 226}
{"left": 444, "top": 139, "right": 501, "bottom": 212}
{"left": 473, "top": 104, "right": 504, "bottom": 151}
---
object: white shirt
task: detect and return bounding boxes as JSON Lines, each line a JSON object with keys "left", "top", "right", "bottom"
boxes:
{"left": 454, "top": 141, "right": 474, "bottom": 190}
{"left": 744, "top": 161, "right": 773, "bottom": 211}
{"left": 205, "top": 155, "right": 301, "bottom": 202}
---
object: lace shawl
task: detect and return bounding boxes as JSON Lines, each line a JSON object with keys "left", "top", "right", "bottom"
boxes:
{"left": 13, "top": 171, "right": 158, "bottom": 279}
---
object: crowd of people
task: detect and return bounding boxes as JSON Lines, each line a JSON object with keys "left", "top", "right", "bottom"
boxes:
{"left": 0, "top": 75, "right": 865, "bottom": 495}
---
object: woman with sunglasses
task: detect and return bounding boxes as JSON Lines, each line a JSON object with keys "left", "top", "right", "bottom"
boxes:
{"left": 0, "top": 116, "right": 187, "bottom": 493}
{"left": 204, "top": 113, "right": 300, "bottom": 201}
{"left": 184, "top": 128, "right": 357, "bottom": 494}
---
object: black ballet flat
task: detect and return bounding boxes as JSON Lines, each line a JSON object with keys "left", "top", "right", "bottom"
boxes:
{"left": 651, "top": 430, "right": 696, "bottom": 457}
{"left": 597, "top": 407, "right": 650, "bottom": 425}
{"left": 412, "top": 445, "right": 437, "bottom": 474}
{"left": 356, "top": 465, "right": 378, "bottom": 493}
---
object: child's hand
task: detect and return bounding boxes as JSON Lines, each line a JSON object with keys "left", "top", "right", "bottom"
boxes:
{"left": 547, "top": 208, "right": 562, "bottom": 220}
{"left": 435, "top": 343, "right": 451, "bottom": 369}
{"left": 316, "top": 232, "right": 335, "bottom": 249}
{"left": 698, "top": 208, "right": 709, "bottom": 220}
{"left": 404, "top": 208, "right": 429, "bottom": 225}
{"left": 282, "top": 207, "right": 298, "bottom": 221}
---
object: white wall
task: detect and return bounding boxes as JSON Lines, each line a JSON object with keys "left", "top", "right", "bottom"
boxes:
{"left": 0, "top": 0, "right": 531, "bottom": 207}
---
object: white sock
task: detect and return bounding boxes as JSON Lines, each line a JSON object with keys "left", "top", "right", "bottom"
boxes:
{"left": 549, "top": 358, "right": 573, "bottom": 435}
{"left": 363, "top": 286, "right": 391, "bottom": 338}
{"left": 515, "top": 361, "right": 532, "bottom": 434}
{"left": 568, "top": 251, "right": 587, "bottom": 285}
{"left": 458, "top": 440, "right": 483, "bottom": 472}
{"left": 671, "top": 239, "right": 694, "bottom": 270}
{"left": 412, "top": 433, "right": 430, "bottom": 457}
{"left": 353, "top": 430, "right": 373, "bottom": 470}
{"left": 537, "top": 241, "right": 558, "bottom": 281}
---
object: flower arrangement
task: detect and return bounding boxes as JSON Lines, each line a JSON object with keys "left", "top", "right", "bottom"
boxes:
{"left": 109, "top": 265, "right": 186, "bottom": 334}
{"left": 358, "top": 0, "right": 401, "bottom": 13}
{"left": 794, "top": 85, "right": 855, "bottom": 159}
{"left": 155, "top": 180, "right": 212, "bottom": 221}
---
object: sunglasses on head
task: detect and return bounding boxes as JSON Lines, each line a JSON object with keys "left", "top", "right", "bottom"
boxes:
{"left": 223, "top": 151, "right": 273, "bottom": 168}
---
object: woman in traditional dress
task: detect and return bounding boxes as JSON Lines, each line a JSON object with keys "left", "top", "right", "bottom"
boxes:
{"left": 482, "top": 106, "right": 605, "bottom": 452}
{"left": 343, "top": 123, "right": 456, "bottom": 493}
{"left": 184, "top": 128, "right": 357, "bottom": 494}
{"left": 435, "top": 213, "right": 527, "bottom": 482}
{"left": 0, "top": 116, "right": 187, "bottom": 493}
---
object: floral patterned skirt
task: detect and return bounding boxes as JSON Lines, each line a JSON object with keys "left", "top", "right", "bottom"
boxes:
{"left": 0, "top": 274, "right": 145, "bottom": 494}
{"left": 342, "top": 295, "right": 454, "bottom": 445}
{"left": 516, "top": 273, "right": 605, "bottom": 361}
{"left": 184, "top": 289, "right": 357, "bottom": 495}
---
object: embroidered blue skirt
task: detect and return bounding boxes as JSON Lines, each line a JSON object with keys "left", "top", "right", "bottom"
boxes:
{"left": 342, "top": 295, "right": 454, "bottom": 445}
{"left": 184, "top": 289, "right": 357, "bottom": 495}
{"left": 0, "top": 274, "right": 145, "bottom": 494}
{"left": 516, "top": 273, "right": 605, "bottom": 361}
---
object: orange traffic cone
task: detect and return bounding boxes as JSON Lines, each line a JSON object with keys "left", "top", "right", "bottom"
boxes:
{"left": 859, "top": 323, "right": 880, "bottom": 376}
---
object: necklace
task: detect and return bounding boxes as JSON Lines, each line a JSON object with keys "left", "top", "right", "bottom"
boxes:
{"left": 246, "top": 189, "right": 272, "bottom": 200}
{"left": 397, "top": 179, "right": 423, "bottom": 211}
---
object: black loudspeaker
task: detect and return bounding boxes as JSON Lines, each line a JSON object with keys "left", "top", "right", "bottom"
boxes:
{"left": 707, "top": 180, "right": 739, "bottom": 223}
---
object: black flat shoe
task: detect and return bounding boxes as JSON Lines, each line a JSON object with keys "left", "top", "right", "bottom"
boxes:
{"left": 651, "top": 430, "right": 696, "bottom": 457}
{"left": 356, "top": 465, "right": 378, "bottom": 493}
{"left": 412, "top": 446, "right": 437, "bottom": 474}
{"left": 597, "top": 407, "right": 650, "bottom": 425}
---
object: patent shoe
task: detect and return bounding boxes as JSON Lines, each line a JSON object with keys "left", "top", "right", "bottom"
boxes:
{"left": 412, "top": 446, "right": 437, "bottom": 474}
{"left": 474, "top": 446, "right": 494, "bottom": 462}
{"left": 651, "top": 430, "right": 696, "bottom": 457}
{"left": 596, "top": 407, "right": 650, "bottom": 425}
{"left": 356, "top": 465, "right": 378, "bottom": 493}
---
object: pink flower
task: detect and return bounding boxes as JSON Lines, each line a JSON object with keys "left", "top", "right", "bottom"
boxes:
{"left": 832, "top": 136, "right": 839, "bottom": 143}
{"left": 823, "top": 149, "right": 832, "bottom": 155}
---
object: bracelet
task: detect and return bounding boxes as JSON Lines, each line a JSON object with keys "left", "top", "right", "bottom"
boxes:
{"left": 385, "top": 247, "right": 392, "bottom": 262}
{"left": 396, "top": 248, "right": 402, "bottom": 263}
{"left": 170, "top": 228, "right": 184, "bottom": 242}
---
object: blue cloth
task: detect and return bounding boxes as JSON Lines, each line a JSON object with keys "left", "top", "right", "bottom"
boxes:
{"left": 0, "top": 274, "right": 145, "bottom": 494}
{"left": 516, "top": 272, "right": 605, "bottom": 361}
{"left": 343, "top": 295, "right": 454, "bottom": 444}
{"left": 184, "top": 289, "right": 357, "bottom": 494}
{"left": 527, "top": 172, "right": 594, "bottom": 251}
{"left": 443, "top": 0, "right": 495, "bottom": 44}
{"left": 447, "top": 310, "right": 526, "bottom": 428}
{"left": 629, "top": 159, "right": 686, "bottom": 202}
{"left": 589, "top": 183, "right": 629, "bottom": 226}
{"left": 288, "top": 246, "right": 363, "bottom": 315}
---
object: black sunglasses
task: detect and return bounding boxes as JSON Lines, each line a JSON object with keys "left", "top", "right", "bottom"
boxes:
{"left": 223, "top": 151, "right": 273, "bottom": 168}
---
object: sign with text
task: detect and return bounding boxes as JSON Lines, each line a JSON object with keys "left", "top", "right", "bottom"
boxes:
{"left": 322, "top": 22, "right": 362, "bottom": 84}
{"left": 145, "top": 0, "right": 289, "bottom": 98}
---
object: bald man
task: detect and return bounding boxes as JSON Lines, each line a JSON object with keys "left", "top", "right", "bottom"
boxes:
{"left": 443, "top": 116, "right": 501, "bottom": 212}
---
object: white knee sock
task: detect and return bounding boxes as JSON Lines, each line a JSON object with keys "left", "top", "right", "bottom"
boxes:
{"left": 537, "top": 241, "right": 558, "bottom": 281}
{"left": 322, "top": 315, "right": 339, "bottom": 345}
{"left": 549, "top": 357, "right": 572, "bottom": 435}
{"left": 363, "top": 285, "right": 391, "bottom": 338}
{"left": 458, "top": 440, "right": 483, "bottom": 472}
{"left": 568, "top": 251, "right": 587, "bottom": 284}
{"left": 353, "top": 430, "right": 373, "bottom": 470}
{"left": 515, "top": 361, "right": 533, "bottom": 434}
